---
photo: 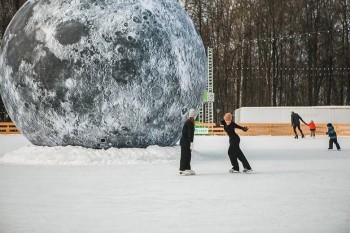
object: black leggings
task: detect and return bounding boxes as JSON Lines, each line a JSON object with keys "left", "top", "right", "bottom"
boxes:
{"left": 180, "top": 143, "right": 191, "bottom": 171}
{"left": 293, "top": 125, "right": 304, "bottom": 136}
{"left": 228, "top": 137, "right": 251, "bottom": 170}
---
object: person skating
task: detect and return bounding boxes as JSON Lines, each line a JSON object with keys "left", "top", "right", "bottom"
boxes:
{"left": 220, "top": 112, "right": 252, "bottom": 173}
{"left": 326, "top": 123, "right": 341, "bottom": 151}
{"left": 179, "top": 109, "right": 197, "bottom": 176}
{"left": 291, "top": 111, "right": 307, "bottom": 139}
{"left": 307, "top": 120, "right": 316, "bottom": 138}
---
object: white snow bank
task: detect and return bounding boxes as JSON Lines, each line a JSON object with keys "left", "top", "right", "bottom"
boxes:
{"left": 0, "top": 144, "right": 183, "bottom": 165}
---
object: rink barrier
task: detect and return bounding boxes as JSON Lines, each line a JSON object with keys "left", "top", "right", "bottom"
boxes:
{"left": 195, "top": 123, "right": 350, "bottom": 136}
{"left": 0, "top": 122, "right": 21, "bottom": 134}
{"left": 1, "top": 122, "right": 349, "bottom": 136}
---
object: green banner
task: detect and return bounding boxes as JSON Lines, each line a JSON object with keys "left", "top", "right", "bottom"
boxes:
{"left": 195, "top": 127, "right": 209, "bottom": 134}
{"left": 203, "top": 90, "right": 208, "bottom": 102}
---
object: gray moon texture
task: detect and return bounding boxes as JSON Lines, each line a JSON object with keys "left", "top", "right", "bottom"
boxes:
{"left": 0, "top": 0, "right": 207, "bottom": 148}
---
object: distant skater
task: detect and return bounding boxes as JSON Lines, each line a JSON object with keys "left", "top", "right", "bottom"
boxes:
{"left": 308, "top": 120, "right": 316, "bottom": 138}
{"left": 291, "top": 111, "right": 307, "bottom": 139}
{"left": 179, "top": 109, "right": 197, "bottom": 176}
{"left": 220, "top": 112, "right": 252, "bottom": 173}
{"left": 326, "top": 123, "right": 341, "bottom": 151}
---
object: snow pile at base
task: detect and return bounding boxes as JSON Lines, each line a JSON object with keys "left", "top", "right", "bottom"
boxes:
{"left": 0, "top": 144, "right": 182, "bottom": 165}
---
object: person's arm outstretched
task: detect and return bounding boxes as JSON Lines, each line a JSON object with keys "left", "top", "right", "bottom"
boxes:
{"left": 299, "top": 116, "right": 307, "bottom": 125}
{"left": 234, "top": 123, "right": 249, "bottom": 132}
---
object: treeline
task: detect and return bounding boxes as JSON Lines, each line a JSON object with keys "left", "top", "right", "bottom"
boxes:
{"left": 1, "top": 1, "right": 350, "bottom": 119}
{"left": 0, "top": 0, "right": 26, "bottom": 119}
{"left": 179, "top": 0, "right": 350, "bottom": 114}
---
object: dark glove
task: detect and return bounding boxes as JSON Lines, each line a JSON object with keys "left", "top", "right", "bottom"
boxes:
{"left": 242, "top": 126, "right": 249, "bottom": 132}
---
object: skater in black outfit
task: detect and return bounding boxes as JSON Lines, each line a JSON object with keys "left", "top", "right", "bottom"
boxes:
{"left": 220, "top": 112, "right": 252, "bottom": 173}
{"left": 291, "top": 111, "right": 307, "bottom": 139}
{"left": 326, "top": 123, "right": 341, "bottom": 151}
{"left": 179, "top": 109, "right": 197, "bottom": 175}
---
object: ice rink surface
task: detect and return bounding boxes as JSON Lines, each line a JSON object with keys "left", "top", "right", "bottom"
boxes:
{"left": 1, "top": 135, "right": 349, "bottom": 233}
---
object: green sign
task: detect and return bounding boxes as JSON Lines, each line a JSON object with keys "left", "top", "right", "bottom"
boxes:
{"left": 195, "top": 127, "right": 209, "bottom": 134}
{"left": 203, "top": 90, "right": 208, "bottom": 102}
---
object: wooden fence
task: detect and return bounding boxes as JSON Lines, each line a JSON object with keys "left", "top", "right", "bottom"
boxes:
{"left": 195, "top": 122, "right": 350, "bottom": 136}
{"left": 1, "top": 122, "right": 349, "bottom": 136}
{"left": 0, "top": 122, "right": 21, "bottom": 134}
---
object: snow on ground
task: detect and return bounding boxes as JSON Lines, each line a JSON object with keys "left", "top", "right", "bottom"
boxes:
{"left": 0, "top": 135, "right": 350, "bottom": 233}
{"left": 0, "top": 138, "right": 179, "bottom": 165}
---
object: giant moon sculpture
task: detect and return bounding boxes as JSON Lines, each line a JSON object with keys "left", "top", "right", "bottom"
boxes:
{"left": 0, "top": 0, "right": 207, "bottom": 148}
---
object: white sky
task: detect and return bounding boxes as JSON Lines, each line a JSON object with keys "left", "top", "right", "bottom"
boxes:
{"left": 1, "top": 135, "right": 350, "bottom": 233}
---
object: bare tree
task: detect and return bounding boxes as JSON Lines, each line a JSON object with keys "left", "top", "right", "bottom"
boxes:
{"left": 2, "top": 0, "right": 350, "bottom": 121}
{"left": 0, "top": 0, "right": 26, "bottom": 119}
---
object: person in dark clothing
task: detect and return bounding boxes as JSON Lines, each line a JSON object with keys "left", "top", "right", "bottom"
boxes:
{"left": 179, "top": 108, "right": 197, "bottom": 176}
{"left": 220, "top": 112, "right": 252, "bottom": 173}
{"left": 326, "top": 123, "right": 341, "bottom": 151}
{"left": 291, "top": 111, "right": 307, "bottom": 139}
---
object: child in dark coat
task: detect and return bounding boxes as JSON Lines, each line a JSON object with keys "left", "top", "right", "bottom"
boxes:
{"left": 326, "top": 123, "right": 341, "bottom": 151}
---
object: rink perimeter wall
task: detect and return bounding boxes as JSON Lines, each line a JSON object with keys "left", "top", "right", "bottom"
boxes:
{"left": 234, "top": 106, "right": 350, "bottom": 124}
{"left": 228, "top": 106, "right": 350, "bottom": 136}
{"left": 2, "top": 106, "right": 350, "bottom": 137}
{"left": 0, "top": 122, "right": 20, "bottom": 134}
{"left": 194, "top": 122, "right": 350, "bottom": 136}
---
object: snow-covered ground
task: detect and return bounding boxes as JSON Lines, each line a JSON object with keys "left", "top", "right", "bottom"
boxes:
{"left": 0, "top": 135, "right": 349, "bottom": 233}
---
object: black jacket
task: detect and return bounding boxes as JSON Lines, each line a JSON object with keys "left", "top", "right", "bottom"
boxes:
{"left": 291, "top": 113, "right": 306, "bottom": 126}
{"left": 180, "top": 119, "right": 194, "bottom": 146}
{"left": 220, "top": 120, "right": 244, "bottom": 139}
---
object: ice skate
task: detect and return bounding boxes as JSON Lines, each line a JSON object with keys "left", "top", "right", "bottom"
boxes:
{"left": 229, "top": 168, "right": 239, "bottom": 173}
{"left": 294, "top": 135, "right": 298, "bottom": 139}
{"left": 188, "top": 170, "right": 196, "bottom": 175}
{"left": 243, "top": 168, "right": 253, "bottom": 173}
{"left": 180, "top": 170, "right": 195, "bottom": 176}
{"left": 180, "top": 170, "right": 191, "bottom": 176}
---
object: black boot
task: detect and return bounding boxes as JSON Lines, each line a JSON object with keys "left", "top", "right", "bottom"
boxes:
{"left": 294, "top": 135, "right": 298, "bottom": 139}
